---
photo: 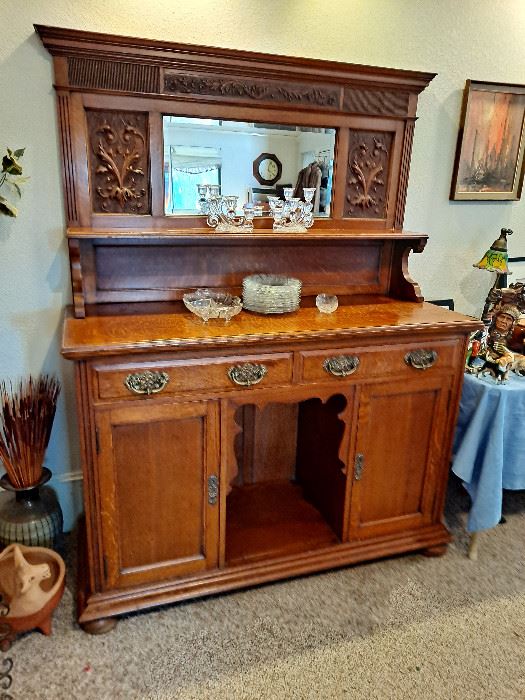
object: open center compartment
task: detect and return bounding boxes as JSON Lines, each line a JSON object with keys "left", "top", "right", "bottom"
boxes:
{"left": 225, "top": 393, "right": 351, "bottom": 566}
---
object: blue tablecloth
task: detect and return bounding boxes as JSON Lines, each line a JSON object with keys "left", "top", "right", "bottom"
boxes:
{"left": 452, "top": 371, "right": 525, "bottom": 532}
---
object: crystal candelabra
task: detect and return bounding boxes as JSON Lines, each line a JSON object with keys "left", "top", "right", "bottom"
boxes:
{"left": 268, "top": 187, "right": 315, "bottom": 232}
{"left": 197, "top": 184, "right": 255, "bottom": 232}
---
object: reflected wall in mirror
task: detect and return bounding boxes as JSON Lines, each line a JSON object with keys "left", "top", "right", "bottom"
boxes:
{"left": 163, "top": 116, "right": 335, "bottom": 217}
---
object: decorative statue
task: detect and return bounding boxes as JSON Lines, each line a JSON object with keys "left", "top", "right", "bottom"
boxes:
{"left": 0, "top": 543, "right": 65, "bottom": 644}
{"left": 466, "top": 304, "right": 521, "bottom": 381}
{"left": 466, "top": 323, "right": 490, "bottom": 372}
{"left": 1, "top": 545, "right": 51, "bottom": 618}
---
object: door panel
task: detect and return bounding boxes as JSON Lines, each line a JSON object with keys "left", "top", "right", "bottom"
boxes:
{"left": 349, "top": 375, "right": 452, "bottom": 540}
{"left": 96, "top": 400, "right": 219, "bottom": 589}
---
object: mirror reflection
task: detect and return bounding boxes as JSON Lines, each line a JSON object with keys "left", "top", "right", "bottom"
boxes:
{"left": 163, "top": 116, "right": 335, "bottom": 217}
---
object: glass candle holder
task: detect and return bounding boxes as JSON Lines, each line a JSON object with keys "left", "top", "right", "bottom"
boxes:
{"left": 316, "top": 293, "right": 338, "bottom": 313}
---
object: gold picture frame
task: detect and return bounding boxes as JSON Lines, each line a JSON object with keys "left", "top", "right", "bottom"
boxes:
{"left": 450, "top": 80, "right": 525, "bottom": 200}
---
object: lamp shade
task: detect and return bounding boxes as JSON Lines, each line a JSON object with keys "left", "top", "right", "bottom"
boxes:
{"left": 473, "top": 228, "right": 512, "bottom": 274}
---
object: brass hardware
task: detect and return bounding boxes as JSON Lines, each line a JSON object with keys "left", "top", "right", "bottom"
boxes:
{"left": 354, "top": 453, "right": 364, "bottom": 481}
{"left": 323, "top": 355, "right": 360, "bottom": 377}
{"left": 404, "top": 350, "right": 438, "bottom": 370}
{"left": 227, "top": 363, "right": 268, "bottom": 387}
{"left": 124, "top": 370, "right": 169, "bottom": 395}
{"left": 208, "top": 475, "right": 219, "bottom": 505}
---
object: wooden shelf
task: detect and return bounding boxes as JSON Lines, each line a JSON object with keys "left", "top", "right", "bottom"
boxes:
{"left": 67, "top": 226, "right": 429, "bottom": 242}
{"left": 225, "top": 481, "right": 340, "bottom": 566}
{"left": 62, "top": 300, "right": 480, "bottom": 358}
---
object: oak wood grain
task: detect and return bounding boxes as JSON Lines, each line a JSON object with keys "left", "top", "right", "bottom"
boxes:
{"left": 63, "top": 300, "right": 479, "bottom": 359}
{"left": 37, "top": 25, "right": 477, "bottom": 630}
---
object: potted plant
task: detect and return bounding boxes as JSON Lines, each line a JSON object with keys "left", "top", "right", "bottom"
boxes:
{"left": 0, "top": 147, "right": 28, "bottom": 217}
{"left": 0, "top": 376, "right": 63, "bottom": 548}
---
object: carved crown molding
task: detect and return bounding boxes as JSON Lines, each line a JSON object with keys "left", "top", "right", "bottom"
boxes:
{"left": 35, "top": 25, "right": 435, "bottom": 119}
{"left": 163, "top": 72, "right": 340, "bottom": 108}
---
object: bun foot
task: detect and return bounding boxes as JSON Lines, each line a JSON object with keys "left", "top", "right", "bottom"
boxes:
{"left": 39, "top": 616, "right": 53, "bottom": 635}
{"left": 81, "top": 617, "right": 118, "bottom": 635}
{"left": 421, "top": 544, "right": 448, "bottom": 557}
{"left": 0, "top": 637, "right": 13, "bottom": 652}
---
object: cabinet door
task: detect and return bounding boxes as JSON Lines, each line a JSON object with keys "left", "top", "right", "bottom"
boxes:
{"left": 95, "top": 400, "right": 220, "bottom": 589}
{"left": 348, "top": 374, "right": 453, "bottom": 540}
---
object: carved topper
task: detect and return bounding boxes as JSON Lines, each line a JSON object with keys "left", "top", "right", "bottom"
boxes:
{"left": 344, "top": 131, "right": 393, "bottom": 219}
{"left": 86, "top": 110, "right": 151, "bottom": 214}
{"left": 163, "top": 71, "right": 340, "bottom": 109}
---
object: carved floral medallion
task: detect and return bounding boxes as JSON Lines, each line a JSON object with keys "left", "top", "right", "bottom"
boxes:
{"left": 86, "top": 110, "right": 150, "bottom": 214}
{"left": 344, "top": 131, "right": 393, "bottom": 219}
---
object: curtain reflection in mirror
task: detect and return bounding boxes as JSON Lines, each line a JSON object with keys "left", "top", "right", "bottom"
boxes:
{"left": 165, "top": 146, "right": 221, "bottom": 214}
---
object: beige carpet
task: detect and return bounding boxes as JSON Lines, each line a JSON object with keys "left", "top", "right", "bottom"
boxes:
{"left": 6, "top": 476, "right": 525, "bottom": 699}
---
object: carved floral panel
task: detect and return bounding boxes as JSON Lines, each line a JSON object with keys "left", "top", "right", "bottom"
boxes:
{"left": 86, "top": 110, "right": 150, "bottom": 214}
{"left": 344, "top": 131, "right": 393, "bottom": 219}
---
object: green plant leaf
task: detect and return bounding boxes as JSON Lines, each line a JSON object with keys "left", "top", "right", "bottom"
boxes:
{"left": 13, "top": 148, "right": 25, "bottom": 158}
{"left": 0, "top": 195, "right": 18, "bottom": 217}
{"left": 2, "top": 152, "right": 23, "bottom": 176}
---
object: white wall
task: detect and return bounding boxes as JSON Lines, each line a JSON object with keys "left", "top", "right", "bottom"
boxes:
{"left": 1, "top": 0, "right": 524, "bottom": 529}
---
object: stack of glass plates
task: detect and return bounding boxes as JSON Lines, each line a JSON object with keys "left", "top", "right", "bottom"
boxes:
{"left": 242, "top": 274, "right": 302, "bottom": 314}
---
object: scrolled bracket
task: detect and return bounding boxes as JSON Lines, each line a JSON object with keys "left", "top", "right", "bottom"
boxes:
{"left": 124, "top": 370, "right": 169, "bottom": 395}
{"left": 227, "top": 363, "right": 268, "bottom": 387}
{"left": 323, "top": 355, "right": 360, "bottom": 377}
{"left": 404, "top": 349, "right": 438, "bottom": 370}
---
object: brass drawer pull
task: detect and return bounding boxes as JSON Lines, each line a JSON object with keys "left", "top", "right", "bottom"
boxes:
{"left": 124, "top": 370, "right": 169, "bottom": 395}
{"left": 323, "top": 355, "right": 360, "bottom": 377}
{"left": 228, "top": 363, "right": 268, "bottom": 387}
{"left": 404, "top": 350, "right": 438, "bottom": 370}
{"left": 208, "top": 475, "right": 219, "bottom": 505}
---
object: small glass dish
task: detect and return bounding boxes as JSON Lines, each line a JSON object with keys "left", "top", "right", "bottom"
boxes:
{"left": 183, "top": 289, "right": 242, "bottom": 323}
{"left": 316, "top": 293, "right": 338, "bottom": 314}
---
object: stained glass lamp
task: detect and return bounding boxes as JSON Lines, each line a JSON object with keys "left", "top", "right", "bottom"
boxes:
{"left": 473, "top": 227, "right": 512, "bottom": 321}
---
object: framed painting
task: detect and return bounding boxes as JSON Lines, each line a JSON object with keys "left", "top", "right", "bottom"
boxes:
{"left": 450, "top": 80, "right": 525, "bottom": 200}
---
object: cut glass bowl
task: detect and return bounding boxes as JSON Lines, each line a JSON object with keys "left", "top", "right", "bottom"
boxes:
{"left": 183, "top": 289, "right": 242, "bottom": 323}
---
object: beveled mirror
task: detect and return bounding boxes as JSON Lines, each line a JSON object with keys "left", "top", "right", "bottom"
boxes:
{"left": 163, "top": 116, "right": 336, "bottom": 217}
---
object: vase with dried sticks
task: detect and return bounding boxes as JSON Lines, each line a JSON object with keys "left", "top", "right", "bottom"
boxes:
{"left": 0, "top": 376, "right": 63, "bottom": 549}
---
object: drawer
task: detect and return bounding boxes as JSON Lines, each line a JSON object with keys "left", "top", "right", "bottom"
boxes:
{"left": 298, "top": 339, "right": 462, "bottom": 383}
{"left": 92, "top": 352, "right": 293, "bottom": 400}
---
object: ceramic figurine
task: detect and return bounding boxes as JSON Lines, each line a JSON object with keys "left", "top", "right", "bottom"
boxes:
{"left": 0, "top": 543, "right": 65, "bottom": 645}
{"left": 465, "top": 323, "right": 489, "bottom": 373}
{"left": 469, "top": 304, "right": 521, "bottom": 381}
{"left": 1, "top": 545, "right": 52, "bottom": 617}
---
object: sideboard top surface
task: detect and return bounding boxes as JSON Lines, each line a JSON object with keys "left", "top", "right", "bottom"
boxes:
{"left": 66, "top": 228, "right": 429, "bottom": 241}
{"left": 62, "top": 300, "right": 480, "bottom": 359}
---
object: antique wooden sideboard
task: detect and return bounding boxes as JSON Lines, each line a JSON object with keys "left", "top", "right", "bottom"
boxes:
{"left": 37, "top": 25, "right": 480, "bottom": 632}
